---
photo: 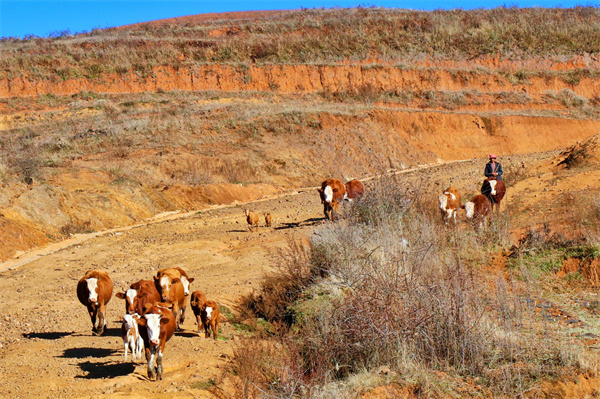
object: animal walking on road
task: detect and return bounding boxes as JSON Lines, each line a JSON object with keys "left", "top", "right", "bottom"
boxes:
{"left": 317, "top": 178, "right": 346, "bottom": 220}
{"left": 76, "top": 269, "right": 113, "bottom": 336}
{"left": 245, "top": 209, "right": 259, "bottom": 231}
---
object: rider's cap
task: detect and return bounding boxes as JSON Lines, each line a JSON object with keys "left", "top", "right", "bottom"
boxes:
{"left": 489, "top": 154, "right": 496, "bottom": 159}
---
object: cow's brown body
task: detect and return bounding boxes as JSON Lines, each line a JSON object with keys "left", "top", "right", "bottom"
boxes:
{"left": 157, "top": 267, "right": 194, "bottom": 296}
{"left": 317, "top": 178, "right": 346, "bottom": 220}
{"left": 154, "top": 272, "right": 186, "bottom": 330}
{"left": 344, "top": 179, "right": 364, "bottom": 201}
{"left": 116, "top": 279, "right": 161, "bottom": 315}
{"left": 137, "top": 303, "right": 176, "bottom": 381}
{"left": 76, "top": 270, "right": 114, "bottom": 336}
{"left": 245, "top": 209, "right": 259, "bottom": 231}
{"left": 264, "top": 212, "right": 272, "bottom": 227}
{"left": 466, "top": 194, "right": 492, "bottom": 227}
{"left": 439, "top": 186, "right": 462, "bottom": 223}
{"left": 481, "top": 178, "right": 506, "bottom": 212}
{"left": 201, "top": 300, "right": 220, "bottom": 340}
{"left": 190, "top": 290, "right": 208, "bottom": 335}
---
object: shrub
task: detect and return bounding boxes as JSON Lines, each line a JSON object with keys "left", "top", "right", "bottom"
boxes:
{"left": 234, "top": 177, "right": 598, "bottom": 396}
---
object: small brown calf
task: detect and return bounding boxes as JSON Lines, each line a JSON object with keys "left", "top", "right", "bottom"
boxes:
{"left": 264, "top": 212, "right": 272, "bottom": 227}
{"left": 190, "top": 290, "right": 207, "bottom": 335}
{"left": 201, "top": 300, "right": 220, "bottom": 340}
{"left": 245, "top": 209, "right": 259, "bottom": 232}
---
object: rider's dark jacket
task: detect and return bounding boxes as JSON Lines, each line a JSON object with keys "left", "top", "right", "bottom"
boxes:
{"left": 484, "top": 161, "right": 503, "bottom": 181}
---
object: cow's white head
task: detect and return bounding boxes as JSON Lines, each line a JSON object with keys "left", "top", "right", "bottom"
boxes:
{"left": 126, "top": 288, "right": 137, "bottom": 309}
{"left": 157, "top": 276, "right": 172, "bottom": 301}
{"left": 180, "top": 276, "right": 194, "bottom": 296}
{"left": 140, "top": 313, "right": 168, "bottom": 346}
{"left": 123, "top": 313, "right": 138, "bottom": 332}
{"left": 438, "top": 194, "right": 448, "bottom": 210}
{"left": 465, "top": 202, "right": 475, "bottom": 219}
{"left": 205, "top": 306, "right": 213, "bottom": 321}
{"left": 86, "top": 278, "right": 99, "bottom": 303}
{"left": 323, "top": 185, "right": 333, "bottom": 203}
{"left": 489, "top": 180, "right": 497, "bottom": 196}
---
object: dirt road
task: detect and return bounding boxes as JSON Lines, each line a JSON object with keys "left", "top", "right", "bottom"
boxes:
{"left": 0, "top": 185, "right": 329, "bottom": 399}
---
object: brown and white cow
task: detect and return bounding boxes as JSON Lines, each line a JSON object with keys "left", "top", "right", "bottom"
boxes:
{"left": 317, "top": 178, "right": 346, "bottom": 221}
{"left": 201, "top": 300, "right": 220, "bottom": 340}
{"left": 157, "top": 267, "right": 194, "bottom": 296}
{"left": 438, "top": 186, "right": 462, "bottom": 223}
{"left": 137, "top": 303, "right": 176, "bottom": 381}
{"left": 481, "top": 178, "right": 506, "bottom": 212}
{"left": 190, "top": 290, "right": 207, "bottom": 335}
{"left": 344, "top": 179, "right": 364, "bottom": 202}
{"left": 116, "top": 279, "right": 161, "bottom": 315}
{"left": 76, "top": 269, "right": 114, "bottom": 336}
{"left": 172, "top": 267, "right": 194, "bottom": 296}
{"left": 154, "top": 270, "right": 187, "bottom": 330}
{"left": 465, "top": 194, "right": 492, "bottom": 227}
{"left": 121, "top": 313, "right": 144, "bottom": 362}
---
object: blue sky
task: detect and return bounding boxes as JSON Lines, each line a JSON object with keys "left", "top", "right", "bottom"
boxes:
{"left": 0, "top": 0, "right": 594, "bottom": 39}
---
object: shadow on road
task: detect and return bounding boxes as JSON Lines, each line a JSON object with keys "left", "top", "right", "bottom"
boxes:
{"left": 274, "top": 217, "right": 324, "bottom": 230}
{"left": 61, "top": 347, "right": 118, "bottom": 359}
{"left": 22, "top": 331, "right": 73, "bottom": 340}
{"left": 76, "top": 360, "right": 135, "bottom": 379}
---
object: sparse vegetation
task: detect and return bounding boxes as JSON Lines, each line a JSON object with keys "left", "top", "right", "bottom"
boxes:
{"left": 2, "top": 7, "right": 600, "bottom": 84}
{"left": 232, "top": 177, "right": 600, "bottom": 397}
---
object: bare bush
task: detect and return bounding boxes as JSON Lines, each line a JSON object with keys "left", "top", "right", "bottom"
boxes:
{"left": 233, "top": 178, "right": 599, "bottom": 396}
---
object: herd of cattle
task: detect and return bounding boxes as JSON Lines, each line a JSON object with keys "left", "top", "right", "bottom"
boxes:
{"left": 74, "top": 176, "right": 503, "bottom": 382}
{"left": 439, "top": 177, "right": 507, "bottom": 225}
{"left": 76, "top": 267, "right": 218, "bottom": 381}
{"left": 313, "top": 175, "right": 505, "bottom": 225}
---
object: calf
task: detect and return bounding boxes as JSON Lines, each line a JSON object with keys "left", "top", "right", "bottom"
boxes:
{"left": 121, "top": 314, "right": 144, "bottom": 362}
{"left": 264, "top": 212, "right": 273, "bottom": 227}
{"left": 245, "top": 209, "right": 259, "bottom": 231}
{"left": 317, "top": 178, "right": 346, "bottom": 220}
{"left": 344, "top": 179, "right": 364, "bottom": 202}
{"left": 438, "top": 186, "right": 462, "bottom": 224}
{"left": 76, "top": 269, "right": 113, "bottom": 336}
{"left": 201, "top": 300, "right": 220, "bottom": 340}
{"left": 116, "top": 279, "right": 161, "bottom": 315}
{"left": 465, "top": 194, "right": 492, "bottom": 227}
{"left": 190, "top": 290, "right": 207, "bottom": 335}
{"left": 137, "top": 303, "right": 176, "bottom": 381}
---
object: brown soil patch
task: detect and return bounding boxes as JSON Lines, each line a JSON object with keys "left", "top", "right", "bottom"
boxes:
{"left": 558, "top": 257, "right": 600, "bottom": 286}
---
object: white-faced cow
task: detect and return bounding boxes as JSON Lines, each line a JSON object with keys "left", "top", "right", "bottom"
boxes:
{"left": 438, "top": 186, "right": 462, "bottom": 224}
{"left": 465, "top": 194, "right": 492, "bottom": 227}
{"left": 174, "top": 267, "right": 194, "bottom": 296}
{"left": 344, "top": 179, "right": 364, "bottom": 202}
{"left": 76, "top": 269, "right": 113, "bottom": 336}
{"left": 116, "top": 279, "right": 161, "bottom": 315}
{"left": 154, "top": 269, "right": 187, "bottom": 330}
{"left": 481, "top": 178, "right": 506, "bottom": 212}
{"left": 137, "top": 303, "right": 176, "bottom": 381}
{"left": 200, "top": 300, "right": 220, "bottom": 340}
{"left": 121, "top": 313, "right": 144, "bottom": 362}
{"left": 317, "top": 178, "right": 346, "bottom": 220}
